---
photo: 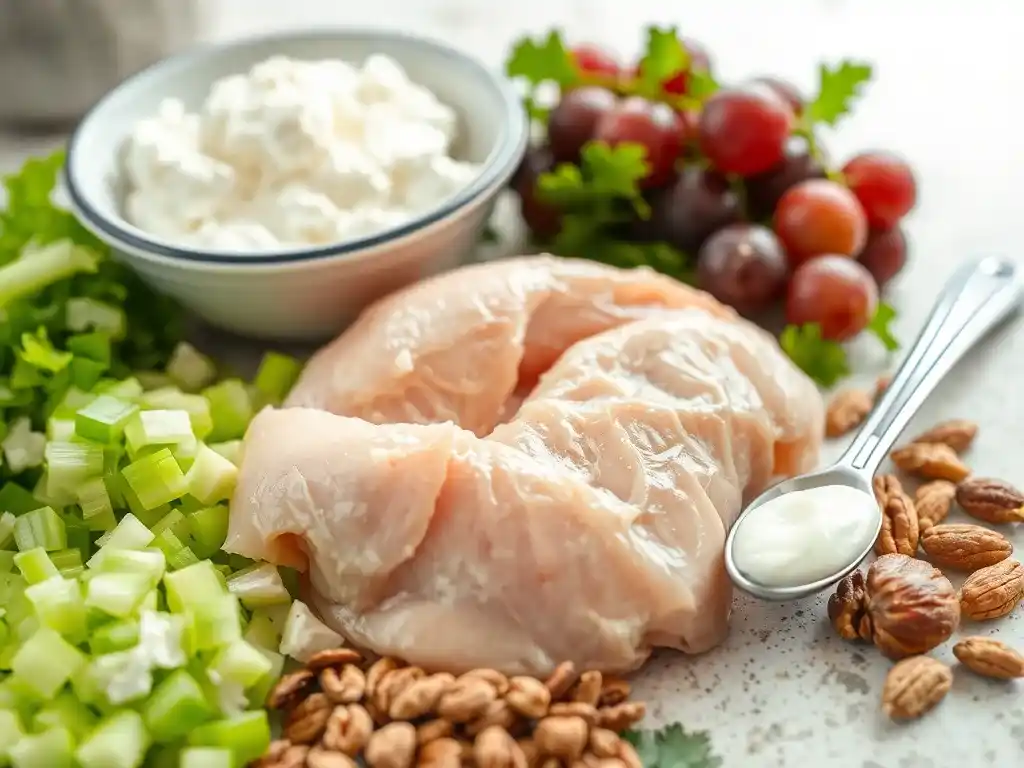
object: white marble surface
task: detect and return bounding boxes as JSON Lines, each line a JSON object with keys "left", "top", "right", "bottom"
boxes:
{"left": 3, "top": 1, "right": 1024, "bottom": 765}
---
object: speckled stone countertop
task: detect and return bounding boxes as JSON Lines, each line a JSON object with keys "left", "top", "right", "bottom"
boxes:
{"left": 3, "top": 1, "right": 1023, "bottom": 765}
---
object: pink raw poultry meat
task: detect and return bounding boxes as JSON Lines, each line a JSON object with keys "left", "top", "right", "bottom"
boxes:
{"left": 226, "top": 256, "right": 824, "bottom": 675}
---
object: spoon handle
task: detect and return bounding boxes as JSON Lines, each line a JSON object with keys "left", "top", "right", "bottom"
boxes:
{"left": 842, "top": 257, "right": 1023, "bottom": 474}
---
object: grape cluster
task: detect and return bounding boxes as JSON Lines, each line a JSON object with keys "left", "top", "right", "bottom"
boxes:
{"left": 510, "top": 38, "right": 917, "bottom": 344}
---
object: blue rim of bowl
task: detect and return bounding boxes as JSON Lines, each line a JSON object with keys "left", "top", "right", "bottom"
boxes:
{"left": 63, "top": 28, "right": 529, "bottom": 267}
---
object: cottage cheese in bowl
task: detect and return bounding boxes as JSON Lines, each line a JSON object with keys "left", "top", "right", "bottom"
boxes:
{"left": 122, "top": 55, "right": 481, "bottom": 251}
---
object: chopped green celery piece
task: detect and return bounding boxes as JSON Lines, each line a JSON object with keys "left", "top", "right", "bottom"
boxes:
{"left": 0, "top": 236, "right": 99, "bottom": 306}
{"left": 279, "top": 600, "right": 343, "bottom": 663}
{"left": 7, "top": 725, "right": 74, "bottom": 768}
{"left": 0, "top": 574, "right": 31, "bottom": 629}
{"left": 26, "top": 575, "right": 87, "bottom": 640}
{"left": 85, "top": 572, "right": 152, "bottom": 618}
{"left": 0, "top": 551, "right": 15, "bottom": 573}
{"left": 152, "top": 530, "right": 200, "bottom": 571}
{"left": 208, "top": 639, "right": 273, "bottom": 688}
{"left": 75, "top": 395, "right": 139, "bottom": 443}
{"left": 124, "top": 410, "right": 194, "bottom": 455}
{"left": 44, "top": 441, "right": 104, "bottom": 498}
{"left": 30, "top": 472, "right": 75, "bottom": 509}
{"left": 185, "top": 444, "right": 238, "bottom": 505}
{"left": 202, "top": 380, "right": 253, "bottom": 443}
{"left": 0, "top": 382, "right": 31, "bottom": 408}
{"left": 114, "top": 476, "right": 172, "bottom": 524}
{"left": 89, "top": 619, "right": 140, "bottom": 655}
{"left": 151, "top": 509, "right": 188, "bottom": 538}
{"left": 10, "top": 627, "right": 87, "bottom": 698}
{"left": 242, "top": 608, "right": 284, "bottom": 651}
{"left": 77, "top": 478, "right": 117, "bottom": 532}
{"left": 121, "top": 449, "right": 188, "bottom": 509}
{"left": 164, "top": 561, "right": 225, "bottom": 613}
{"left": 167, "top": 343, "right": 217, "bottom": 393}
{"left": 207, "top": 441, "right": 242, "bottom": 466}
{"left": 94, "top": 377, "right": 143, "bottom": 400}
{"left": 67, "top": 331, "right": 112, "bottom": 364}
{"left": 0, "top": 709, "right": 25, "bottom": 761}
{"left": 86, "top": 649, "right": 153, "bottom": 706}
{"left": 74, "top": 710, "right": 150, "bottom": 768}
{"left": 225, "top": 564, "right": 290, "bottom": 609}
{"left": 60, "top": 512, "right": 91, "bottom": 559}
{"left": 13, "top": 507, "right": 65, "bottom": 552}
{"left": 186, "top": 594, "right": 242, "bottom": 652}
{"left": 142, "top": 669, "right": 214, "bottom": 743}
{"left": 89, "top": 548, "right": 165, "bottom": 584}
{"left": 187, "top": 710, "right": 270, "bottom": 768}
{"left": 0, "top": 676, "right": 42, "bottom": 718}
{"left": 1, "top": 418, "right": 45, "bottom": 474}
{"left": 31, "top": 691, "right": 98, "bottom": 739}
{"left": 179, "top": 747, "right": 234, "bottom": 768}
{"left": 140, "top": 389, "right": 214, "bottom": 441}
{"left": 246, "top": 647, "right": 284, "bottom": 708}
{"left": 49, "top": 548, "right": 84, "bottom": 575}
{"left": 66, "top": 297, "right": 126, "bottom": 339}
{"left": 136, "top": 610, "right": 186, "bottom": 669}
{"left": 46, "top": 417, "right": 76, "bottom": 441}
{"left": 135, "top": 371, "right": 174, "bottom": 391}
{"left": 186, "top": 506, "right": 229, "bottom": 559}
{"left": 86, "top": 514, "right": 153, "bottom": 565}
{"left": 13, "top": 547, "right": 57, "bottom": 584}
{"left": 0, "top": 484, "right": 39, "bottom": 516}
{"left": 0, "top": 512, "right": 15, "bottom": 548}
{"left": 176, "top": 494, "right": 205, "bottom": 515}
{"left": 172, "top": 434, "right": 200, "bottom": 473}
{"left": 71, "top": 357, "right": 108, "bottom": 391}
{"left": 252, "top": 352, "right": 303, "bottom": 404}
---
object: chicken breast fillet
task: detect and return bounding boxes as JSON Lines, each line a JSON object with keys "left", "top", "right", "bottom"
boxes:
{"left": 227, "top": 258, "right": 824, "bottom": 675}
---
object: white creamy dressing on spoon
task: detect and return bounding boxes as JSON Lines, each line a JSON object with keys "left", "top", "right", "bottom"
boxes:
{"left": 730, "top": 485, "right": 879, "bottom": 588}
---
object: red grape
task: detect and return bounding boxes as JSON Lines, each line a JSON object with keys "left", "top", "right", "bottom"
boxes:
{"left": 698, "top": 87, "right": 794, "bottom": 176}
{"left": 632, "top": 36, "right": 712, "bottom": 96}
{"left": 631, "top": 166, "right": 742, "bottom": 252}
{"left": 514, "top": 146, "right": 563, "bottom": 240}
{"left": 594, "top": 97, "right": 685, "bottom": 187}
{"left": 748, "top": 76, "right": 804, "bottom": 116}
{"left": 697, "top": 224, "right": 788, "bottom": 314}
{"left": 571, "top": 44, "right": 621, "bottom": 79}
{"left": 786, "top": 256, "right": 879, "bottom": 341}
{"left": 547, "top": 87, "right": 618, "bottom": 163}
{"left": 773, "top": 179, "right": 868, "bottom": 266}
{"left": 745, "top": 136, "right": 826, "bottom": 218}
{"left": 841, "top": 151, "right": 917, "bottom": 229}
{"left": 857, "top": 226, "right": 907, "bottom": 288}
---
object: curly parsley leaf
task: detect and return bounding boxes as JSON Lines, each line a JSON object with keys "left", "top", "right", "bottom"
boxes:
{"left": 865, "top": 302, "right": 900, "bottom": 352}
{"left": 538, "top": 142, "right": 650, "bottom": 212}
{"left": 623, "top": 723, "right": 723, "bottom": 768}
{"left": 637, "top": 27, "right": 689, "bottom": 92}
{"left": 686, "top": 70, "right": 720, "bottom": 100}
{"left": 506, "top": 30, "right": 580, "bottom": 119}
{"left": 805, "top": 60, "right": 873, "bottom": 127}
{"left": 780, "top": 323, "right": 851, "bottom": 387}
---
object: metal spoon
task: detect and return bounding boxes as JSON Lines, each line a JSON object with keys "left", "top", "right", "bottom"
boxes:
{"left": 725, "top": 256, "right": 1023, "bottom": 601}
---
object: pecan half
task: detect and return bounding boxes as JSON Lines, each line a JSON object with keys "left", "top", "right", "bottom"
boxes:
{"left": 268, "top": 669, "right": 316, "bottom": 711}
{"left": 307, "top": 647, "right": 363, "bottom": 672}
{"left": 474, "top": 725, "right": 528, "bottom": 768}
{"left": 437, "top": 675, "right": 498, "bottom": 723}
{"left": 284, "top": 692, "right": 332, "bottom": 744}
{"left": 956, "top": 477, "right": 1024, "bottom": 524}
{"left": 571, "top": 671, "right": 603, "bottom": 707}
{"left": 873, "top": 475, "right": 919, "bottom": 556}
{"left": 920, "top": 523, "right": 1012, "bottom": 572}
{"left": 826, "top": 388, "right": 873, "bottom": 438}
{"left": 594, "top": 702, "right": 646, "bottom": 731}
{"left": 543, "top": 662, "right": 578, "bottom": 702}
{"left": 506, "top": 676, "right": 552, "bottom": 719}
{"left": 910, "top": 419, "right": 978, "bottom": 453}
{"left": 307, "top": 748, "right": 358, "bottom": 768}
{"left": 959, "top": 559, "right": 1024, "bottom": 620}
{"left": 389, "top": 673, "right": 455, "bottom": 720}
{"left": 322, "top": 703, "right": 374, "bottom": 755}
{"left": 365, "top": 722, "right": 417, "bottom": 768}
{"left": 890, "top": 442, "right": 971, "bottom": 482}
{"left": 953, "top": 636, "right": 1024, "bottom": 679}
{"left": 881, "top": 656, "right": 952, "bottom": 721}
{"left": 914, "top": 480, "right": 957, "bottom": 532}
{"left": 321, "top": 664, "right": 367, "bottom": 705}
{"left": 534, "top": 716, "right": 589, "bottom": 761}
{"left": 827, "top": 569, "right": 871, "bottom": 641}
{"left": 865, "top": 554, "right": 960, "bottom": 659}
{"left": 419, "top": 738, "right": 463, "bottom": 768}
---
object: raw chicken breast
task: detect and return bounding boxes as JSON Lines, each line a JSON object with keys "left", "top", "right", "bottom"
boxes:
{"left": 284, "top": 255, "right": 733, "bottom": 435}
{"left": 227, "top": 257, "right": 824, "bottom": 674}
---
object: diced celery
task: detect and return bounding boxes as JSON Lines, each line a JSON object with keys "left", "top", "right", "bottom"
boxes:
{"left": 225, "top": 564, "right": 290, "bottom": 609}
{"left": 94, "top": 377, "right": 143, "bottom": 400}
{"left": 176, "top": 495, "right": 204, "bottom": 515}
{"left": 46, "top": 417, "right": 77, "bottom": 441}
{"left": 172, "top": 434, "right": 200, "bottom": 474}
{"left": 85, "top": 572, "right": 152, "bottom": 618}
{"left": 136, "top": 371, "right": 174, "bottom": 391}
{"left": 7, "top": 725, "right": 74, "bottom": 768}
{"left": 0, "top": 483, "right": 39, "bottom": 516}
{"left": 207, "top": 441, "right": 242, "bottom": 467}
{"left": 2, "top": 418, "right": 45, "bottom": 474}
{"left": 0, "top": 512, "right": 16, "bottom": 549}
{"left": 202, "top": 381, "right": 253, "bottom": 443}
{"left": 179, "top": 747, "right": 234, "bottom": 768}
{"left": 49, "top": 548, "right": 84, "bottom": 577}
{"left": 71, "top": 357, "right": 107, "bottom": 391}
{"left": 86, "top": 649, "right": 152, "bottom": 705}
{"left": 140, "top": 389, "right": 214, "bottom": 441}
{"left": 89, "top": 619, "right": 140, "bottom": 655}
{"left": 167, "top": 343, "right": 218, "bottom": 393}
{"left": 77, "top": 478, "right": 117, "bottom": 532}
{"left": 75, "top": 710, "right": 150, "bottom": 768}
{"left": 30, "top": 472, "right": 75, "bottom": 509}
{"left": 246, "top": 647, "right": 284, "bottom": 709}
{"left": 10, "top": 627, "right": 87, "bottom": 698}
{"left": 279, "top": 600, "right": 344, "bottom": 663}
{"left": 14, "top": 547, "right": 58, "bottom": 584}
{"left": 86, "top": 514, "right": 153, "bottom": 566}
{"left": 116, "top": 480, "right": 171, "bottom": 527}
{"left": 208, "top": 639, "right": 273, "bottom": 689}
{"left": 66, "top": 297, "right": 126, "bottom": 339}
{"left": 252, "top": 352, "right": 303, "bottom": 404}
{"left": 185, "top": 444, "right": 238, "bottom": 505}
{"left": 186, "top": 594, "right": 242, "bottom": 652}
{"left": 125, "top": 411, "right": 194, "bottom": 456}
{"left": 13, "top": 507, "right": 65, "bottom": 552}
{"left": 187, "top": 710, "right": 270, "bottom": 768}
{"left": 25, "top": 576, "right": 87, "bottom": 640}
{"left": 68, "top": 331, "right": 112, "bottom": 365}
{"left": 163, "top": 561, "right": 225, "bottom": 614}
{"left": 89, "top": 548, "right": 165, "bottom": 585}
{"left": 32, "top": 692, "right": 98, "bottom": 740}
{"left": 142, "top": 669, "right": 214, "bottom": 743}
{"left": 75, "top": 395, "right": 139, "bottom": 443}
{"left": 242, "top": 608, "right": 284, "bottom": 652}
{"left": 0, "top": 709, "right": 25, "bottom": 762}
{"left": 60, "top": 512, "right": 91, "bottom": 560}
{"left": 121, "top": 449, "right": 188, "bottom": 509}
{"left": 186, "top": 506, "right": 229, "bottom": 559}
{"left": 0, "top": 551, "right": 15, "bottom": 573}
{"left": 44, "top": 442, "right": 104, "bottom": 499}
{"left": 0, "top": 677, "right": 41, "bottom": 720}
{"left": 152, "top": 530, "right": 200, "bottom": 571}
{"left": 151, "top": 509, "right": 188, "bottom": 538}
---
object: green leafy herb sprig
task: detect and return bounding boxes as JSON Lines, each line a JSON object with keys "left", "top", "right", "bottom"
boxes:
{"left": 623, "top": 722, "right": 723, "bottom": 768}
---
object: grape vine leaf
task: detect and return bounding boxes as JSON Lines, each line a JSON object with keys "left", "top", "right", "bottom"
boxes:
{"left": 505, "top": 31, "right": 580, "bottom": 89}
{"left": 637, "top": 26, "right": 689, "bottom": 90}
{"left": 622, "top": 723, "right": 723, "bottom": 768}
{"left": 865, "top": 302, "right": 900, "bottom": 352}
{"left": 780, "top": 323, "right": 851, "bottom": 387}
{"left": 686, "top": 70, "right": 720, "bottom": 100}
{"left": 806, "top": 60, "right": 873, "bottom": 127}
{"left": 537, "top": 143, "right": 650, "bottom": 207}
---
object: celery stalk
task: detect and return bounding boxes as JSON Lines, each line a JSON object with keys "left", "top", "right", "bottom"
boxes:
{"left": 124, "top": 410, "right": 194, "bottom": 455}
{"left": 167, "top": 343, "right": 217, "bottom": 393}
{"left": 252, "top": 352, "right": 303, "bottom": 404}
{"left": 185, "top": 444, "right": 238, "bottom": 505}
{"left": 7, "top": 725, "right": 74, "bottom": 768}
{"left": 44, "top": 441, "right": 105, "bottom": 497}
{"left": 85, "top": 572, "right": 152, "bottom": 618}
{"left": 86, "top": 514, "right": 153, "bottom": 567}
{"left": 31, "top": 691, "right": 99, "bottom": 740}
{"left": 25, "top": 575, "right": 87, "bottom": 641}
{"left": 13, "top": 507, "right": 66, "bottom": 552}
{"left": 74, "top": 710, "right": 150, "bottom": 768}
{"left": 0, "top": 240, "right": 99, "bottom": 308}
{"left": 13, "top": 548, "right": 57, "bottom": 585}
{"left": 11, "top": 627, "right": 87, "bottom": 698}
{"left": 202, "top": 381, "right": 253, "bottom": 443}
{"left": 121, "top": 449, "right": 187, "bottom": 509}
{"left": 207, "top": 441, "right": 242, "bottom": 466}
{"left": 77, "top": 478, "right": 117, "bottom": 532}
{"left": 140, "top": 389, "right": 214, "bottom": 440}
{"left": 0, "top": 511, "right": 14, "bottom": 549}
{"left": 75, "top": 395, "right": 139, "bottom": 443}
{"left": 89, "top": 619, "right": 140, "bottom": 655}
{"left": 66, "top": 297, "right": 126, "bottom": 339}
{"left": 186, "top": 506, "right": 229, "bottom": 559}
{"left": 208, "top": 639, "right": 273, "bottom": 689}
{"left": 186, "top": 710, "right": 270, "bottom": 768}
{"left": 0, "top": 709, "right": 24, "bottom": 761}
{"left": 163, "top": 561, "right": 225, "bottom": 614}
{"left": 142, "top": 669, "right": 213, "bottom": 743}
{"left": 179, "top": 747, "right": 233, "bottom": 768}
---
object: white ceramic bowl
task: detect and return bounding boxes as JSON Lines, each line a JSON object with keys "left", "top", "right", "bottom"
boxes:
{"left": 63, "top": 29, "right": 529, "bottom": 341}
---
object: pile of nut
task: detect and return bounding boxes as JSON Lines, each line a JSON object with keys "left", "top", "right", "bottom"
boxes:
{"left": 252, "top": 649, "right": 647, "bottom": 768}
{"left": 824, "top": 396, "right": 1024, "bottom": 722}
